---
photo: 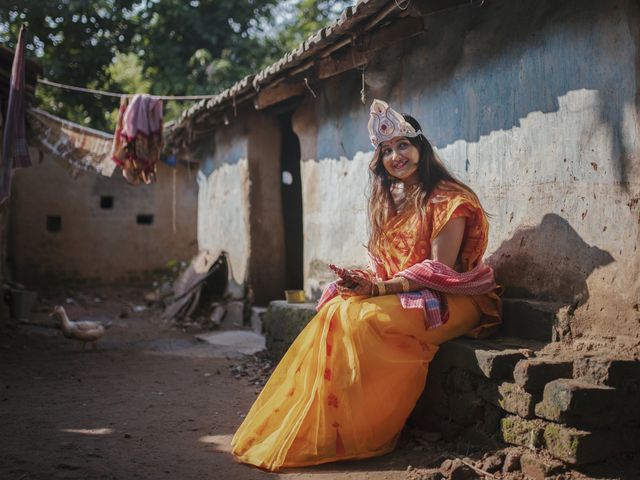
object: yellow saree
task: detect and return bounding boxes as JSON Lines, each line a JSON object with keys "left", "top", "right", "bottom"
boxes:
{"left": 231, "top": 182, "right": 500, "bottom": 470}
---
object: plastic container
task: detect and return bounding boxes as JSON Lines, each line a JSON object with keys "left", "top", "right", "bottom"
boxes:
{"left": 285, "top": 289, "right": 306, "bottom": 303}
{"left": 9, "top": 288, "right": 37, "bottom": 320}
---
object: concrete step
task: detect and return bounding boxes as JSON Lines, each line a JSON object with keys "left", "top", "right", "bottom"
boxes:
{"left": 500, "top": 298, "right": 566, "bottom": 342}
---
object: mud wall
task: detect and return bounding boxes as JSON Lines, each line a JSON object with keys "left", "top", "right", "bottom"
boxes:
{"left": 9, "top": 152, "right": 198, "bottom": 285}
{"left": 196, "top": 121, "right": 250, "bottom": 293}
{"left": 196, "top": 111, "right": 288, "bottom": 303}
{"left": 295, "top": 0, "right": 640, "bottom": 337}
{"left": 292, "top": 90, "right": 372, "bottom": 299}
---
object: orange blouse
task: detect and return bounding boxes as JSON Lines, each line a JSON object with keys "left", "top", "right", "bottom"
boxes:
{"left": 373, "top": 180, "right": 488, "bottom": 279}
{"left": 371, "top": 180, "right": 501, "bottom": 337}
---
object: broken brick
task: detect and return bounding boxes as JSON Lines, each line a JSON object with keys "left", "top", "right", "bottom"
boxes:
{"left": 520, "top": 452, "right": 564, "bottom": 479}
{"left": 502, "top": 450, "right": 521, "bottom": 473}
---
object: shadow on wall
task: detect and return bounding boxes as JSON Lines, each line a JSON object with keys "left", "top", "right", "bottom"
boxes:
{"left": 365, "top": 0, "right": 638, "bottom": 187}
{"left": 487, "top": 213, "right": 614, "bottom": 306}
{"left": 316, "top": 0, "right": 638, "bottom": 190}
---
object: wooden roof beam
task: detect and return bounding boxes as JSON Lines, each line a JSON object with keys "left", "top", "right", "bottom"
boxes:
{"left": 254, "top": 81, "right": 309, "bottom": 110}
{"left": 318, "top": 16, "right": 424, "bottom": 80}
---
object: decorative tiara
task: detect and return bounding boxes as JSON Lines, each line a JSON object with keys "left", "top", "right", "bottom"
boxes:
{"left": 367, "top": 99, "right": 422, "bottom": 148}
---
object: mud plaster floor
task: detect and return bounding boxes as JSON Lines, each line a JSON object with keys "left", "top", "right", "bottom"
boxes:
{"left": 0, "top": 286, "right": 448, "bottom": 480}
{"left": 1, "top": 286, "right": 638, "bottom": 480}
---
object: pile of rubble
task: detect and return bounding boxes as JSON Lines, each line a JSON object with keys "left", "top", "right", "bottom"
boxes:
{"left": 403, "top": 425, "right": 638, "bottom": 479}
{"left": 148, "top": 251, "right": 257, "bottom": 333}
{"left": 404, "top": 448, "right": 565, "bottom": 480}
{"left": 229, "top": 351, "right": 275, "bottom": 393}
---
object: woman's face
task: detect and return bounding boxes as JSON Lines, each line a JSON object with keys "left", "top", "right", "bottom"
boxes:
{"left": 380, "top": 136, "right": 420, "bottom": 185}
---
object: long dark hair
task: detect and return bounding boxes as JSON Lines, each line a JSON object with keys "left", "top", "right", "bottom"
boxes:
{"left": 367, "top": 114, "right": 482, "bottom": 255}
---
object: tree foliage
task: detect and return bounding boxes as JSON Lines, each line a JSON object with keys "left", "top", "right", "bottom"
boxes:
{"left": 0, "top": 1, "right": 350, "bottom": 130}
{"left": 275, "top": 0, "right": 348, "bottom": 51}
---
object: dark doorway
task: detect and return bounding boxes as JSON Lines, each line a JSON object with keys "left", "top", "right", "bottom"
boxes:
{"left": 279, "top": 113, "right": 303, "bottom": 290}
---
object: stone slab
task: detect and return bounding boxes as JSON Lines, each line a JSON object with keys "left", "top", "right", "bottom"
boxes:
{"left": 436, "top": 337, "right": 544, "bottom": 380}
{"left": 262, "top": 300, "right": 317, "bottom": 361}
{"left": 479, "top": 381, "right": 539, "bottom": 418}
{"left": 501, "top": 414, "right": 640, "bottom": 465}
{"left": 195, "top": 330, "right": 266, "bottom": 355}
{"left": 513, "top": 358, "right": 573, "bottom": 391}
{"left": 500, "top": 415, "right": 545, "bottom": 449}
{"left": 414, "top": 366, "right": 503, "bottom": 434}
{"left": 573, "top": 356, "right": 640, "bottom": 390}
{"left": 535, "top": 378, "right": 639, "bottom": 428}
{"left": 543, "top": 422, "right": 640, "bottom": 465}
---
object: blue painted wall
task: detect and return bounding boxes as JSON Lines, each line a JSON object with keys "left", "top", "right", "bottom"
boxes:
{"left": 302, "top": 0, "right": 640, "bottom": 336}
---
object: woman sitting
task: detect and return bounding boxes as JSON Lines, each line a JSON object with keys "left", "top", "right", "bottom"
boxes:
{"left": 231, "top": 99, "right": 501, "bottom": 471}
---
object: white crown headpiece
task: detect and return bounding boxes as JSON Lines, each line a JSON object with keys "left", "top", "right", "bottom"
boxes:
{"left": 367, "top": 99, "right": 422, "bottom": 148}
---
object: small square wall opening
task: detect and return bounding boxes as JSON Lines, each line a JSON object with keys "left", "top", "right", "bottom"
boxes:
{"left": 136, "top": 214, "right": 154, "bottom": 225}
{"left": 46, "top": 215, "right": 62, "bottom": 233}
{"left": 100, "top": 195, "right": 114, "bottom": 209}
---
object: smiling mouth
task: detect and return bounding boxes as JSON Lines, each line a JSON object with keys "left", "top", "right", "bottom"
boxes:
{"left": 392, "top": 159, "right": 409, "bottom": 169}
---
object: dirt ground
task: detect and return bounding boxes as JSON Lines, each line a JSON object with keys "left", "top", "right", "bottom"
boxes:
{"left": 0, "top": 286, "right": 451, "bottom": 480}
{"left": 1, "top": 286, "right": 637, "bottom": 480}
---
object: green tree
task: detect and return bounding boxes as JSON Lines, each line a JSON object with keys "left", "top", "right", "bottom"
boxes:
{"left": 0, "top": 1, "right": 350, "bottom": 130}
{"left": 1, "top": 1, "right": 138, "bottom": 129}
{"left": 274, "top": 0, "right": 349, "bottom": 52}
{"left": 130, "top": 0, "right": 280, "bottom": 95}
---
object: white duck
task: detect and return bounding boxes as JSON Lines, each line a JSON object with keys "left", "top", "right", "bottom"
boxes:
{"left": 50, "top": 305, "right": 109, "bottom": 350}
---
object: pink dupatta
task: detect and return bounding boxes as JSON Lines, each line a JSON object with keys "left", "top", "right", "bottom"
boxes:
{"left": 316, "top": 260, "right": 497, "bottom": 329}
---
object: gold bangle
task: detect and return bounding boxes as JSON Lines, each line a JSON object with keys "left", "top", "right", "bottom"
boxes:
{"left": 376, "top": 281, "right": 386, "bottom": 296}
{"left": 398, "top": 276, "right": 410, "bottom": 292}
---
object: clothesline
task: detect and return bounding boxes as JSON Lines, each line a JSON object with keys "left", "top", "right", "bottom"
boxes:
{"left": 37, "top": 78, "right": 219, "bottom": 101}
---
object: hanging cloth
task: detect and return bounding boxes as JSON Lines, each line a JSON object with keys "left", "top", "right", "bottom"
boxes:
{"left": 0, "top": 24, "right": 32, "bottom": 204}
{"left": 111, "top": 94, "right": 163, "bottom": 185}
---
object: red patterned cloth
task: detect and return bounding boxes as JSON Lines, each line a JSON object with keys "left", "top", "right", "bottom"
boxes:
{"left": 316, "top": 260, "right": 496, "bottom": 329}
{"left": 397, "top": 259, "right": 496, "bottom": 295}
{"left": 111, "top": 94, "right": 163, "bottom": 185}
{"left": 394, "top": 260, "right": 497, "bottom": 328}
{"left": 1, "top": 25, "right": 32, "bottom": 204}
